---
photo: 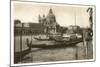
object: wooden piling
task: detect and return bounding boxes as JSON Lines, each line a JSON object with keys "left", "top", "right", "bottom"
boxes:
{"left": 83, "top": 30, "right": 88, "bottom": 59}
{"left": 20, "top": 23, "right": 24, "bottom": 63}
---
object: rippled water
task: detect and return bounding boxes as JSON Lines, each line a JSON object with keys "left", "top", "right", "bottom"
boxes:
{"left": 14, "top": 35, "right": 93, "bottom": 63}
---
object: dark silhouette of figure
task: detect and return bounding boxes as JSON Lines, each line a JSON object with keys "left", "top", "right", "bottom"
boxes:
{"left": 87, "top": 7, "right": 93, "bottom": 37}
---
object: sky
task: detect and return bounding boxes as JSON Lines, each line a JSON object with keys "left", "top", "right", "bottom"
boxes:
{"left": 12, "top": 1, "right": 93, "bottom": 28}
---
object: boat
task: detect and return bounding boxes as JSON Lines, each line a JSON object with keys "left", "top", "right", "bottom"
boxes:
{"left": 26, "top": 38, "right": 82, "bottom": 48}
{"left": 51, "top": 34, "right": 70, "bottom": 42}
{"left": 34, "top": 34, "right": 53, "bottom": 41}
{"left": 34, "top": 37, "right": 52, "bottom": 41}
{"left": 53, "top": 34, "right": 82, "bottom": 42}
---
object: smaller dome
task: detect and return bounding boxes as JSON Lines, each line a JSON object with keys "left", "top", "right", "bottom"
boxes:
{"left": 42, "top": 14, "right": 46, "bottom": 21}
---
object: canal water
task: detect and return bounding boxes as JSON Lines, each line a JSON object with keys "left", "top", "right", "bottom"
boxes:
{"left": 14, "top": 35, "right": 93, "bottom": 64}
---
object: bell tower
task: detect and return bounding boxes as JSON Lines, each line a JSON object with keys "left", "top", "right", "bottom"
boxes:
{"left": 38, "top": 14, "right": 41, "bottom": 23}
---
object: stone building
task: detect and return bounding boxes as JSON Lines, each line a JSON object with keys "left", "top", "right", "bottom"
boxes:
{"left": 14, "top": 9, "right": 60, "bottom": 35}
{"left": 38, "top": 9, "right": 58, "bottom": 34}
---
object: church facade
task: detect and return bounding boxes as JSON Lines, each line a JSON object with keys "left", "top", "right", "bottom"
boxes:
{"left": 38, "top": 9, "right": 58, "bottom": 34}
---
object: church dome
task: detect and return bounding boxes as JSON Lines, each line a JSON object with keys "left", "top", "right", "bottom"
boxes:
{"left": 46, "top": 9, "right": 56, "bottom": 22}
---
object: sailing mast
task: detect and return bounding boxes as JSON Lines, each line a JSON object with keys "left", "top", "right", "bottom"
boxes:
{"left": 75, "top": 8, "right": 76, "bottom": 26}
{"left": 74, "top": 8, "right": 76, "bottom": 35}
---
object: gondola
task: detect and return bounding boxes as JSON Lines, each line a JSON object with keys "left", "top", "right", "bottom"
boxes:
{"left": 27, "top": 37, "right": 83, "bottom": 48}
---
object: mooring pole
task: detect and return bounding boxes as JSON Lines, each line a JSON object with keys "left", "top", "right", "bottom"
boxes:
{"left": 30, "top": 28, "right": 33, "bottom": 62}
{"left": 20, "top": 23, "right": 24, "bottom": 63}
{"left": 83, "top": 30, "right": 88, "bottom": 59}
{"left": 75, "top": 45, "right": 78, "bottom": 60}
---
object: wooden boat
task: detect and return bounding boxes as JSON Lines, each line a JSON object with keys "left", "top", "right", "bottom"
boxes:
{"left": 34, "top": 34, "right": 54, "bottom": 41}
{"left": 27, "top": 38, "right": 83, "bottom": 48}
{"left": 53, "top": 34, "right": 82, "bottom": 42}
{"left": 53, "top": 37, "right": 70, "bottom": 42}
{"left": 34, "top": 37, "right": 52, "bottom": 41}
{"left": 50, "top": 35, "right": 71, "bottom": 42}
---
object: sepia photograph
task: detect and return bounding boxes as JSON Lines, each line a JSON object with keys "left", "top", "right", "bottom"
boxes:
{"left": 11, "top": 0, "right": 96, "bottom": 66}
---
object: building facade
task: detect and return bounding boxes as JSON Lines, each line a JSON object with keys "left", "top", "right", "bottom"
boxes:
{"left": 14, "top": 9, "right": 61, "bottom": 35}
{"left": 38, "top": 9, "right": 58, "bottom": 34}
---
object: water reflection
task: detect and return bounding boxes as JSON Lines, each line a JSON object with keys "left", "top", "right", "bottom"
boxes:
{"left": 14, "top": 35, "right": 92, "bottom": 64}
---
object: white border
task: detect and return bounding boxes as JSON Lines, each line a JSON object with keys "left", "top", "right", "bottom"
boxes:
{"left": 11, "top": 1, "right": 96, "bottom": 66}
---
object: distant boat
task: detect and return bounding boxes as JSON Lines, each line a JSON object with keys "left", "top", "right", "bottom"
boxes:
{"left": 53, "top": 34, "right": 82, "bottom": 42}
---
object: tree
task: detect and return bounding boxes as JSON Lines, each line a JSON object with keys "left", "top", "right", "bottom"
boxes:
{"left": 14, "top": 19, "right": 21, "bottom": 24}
